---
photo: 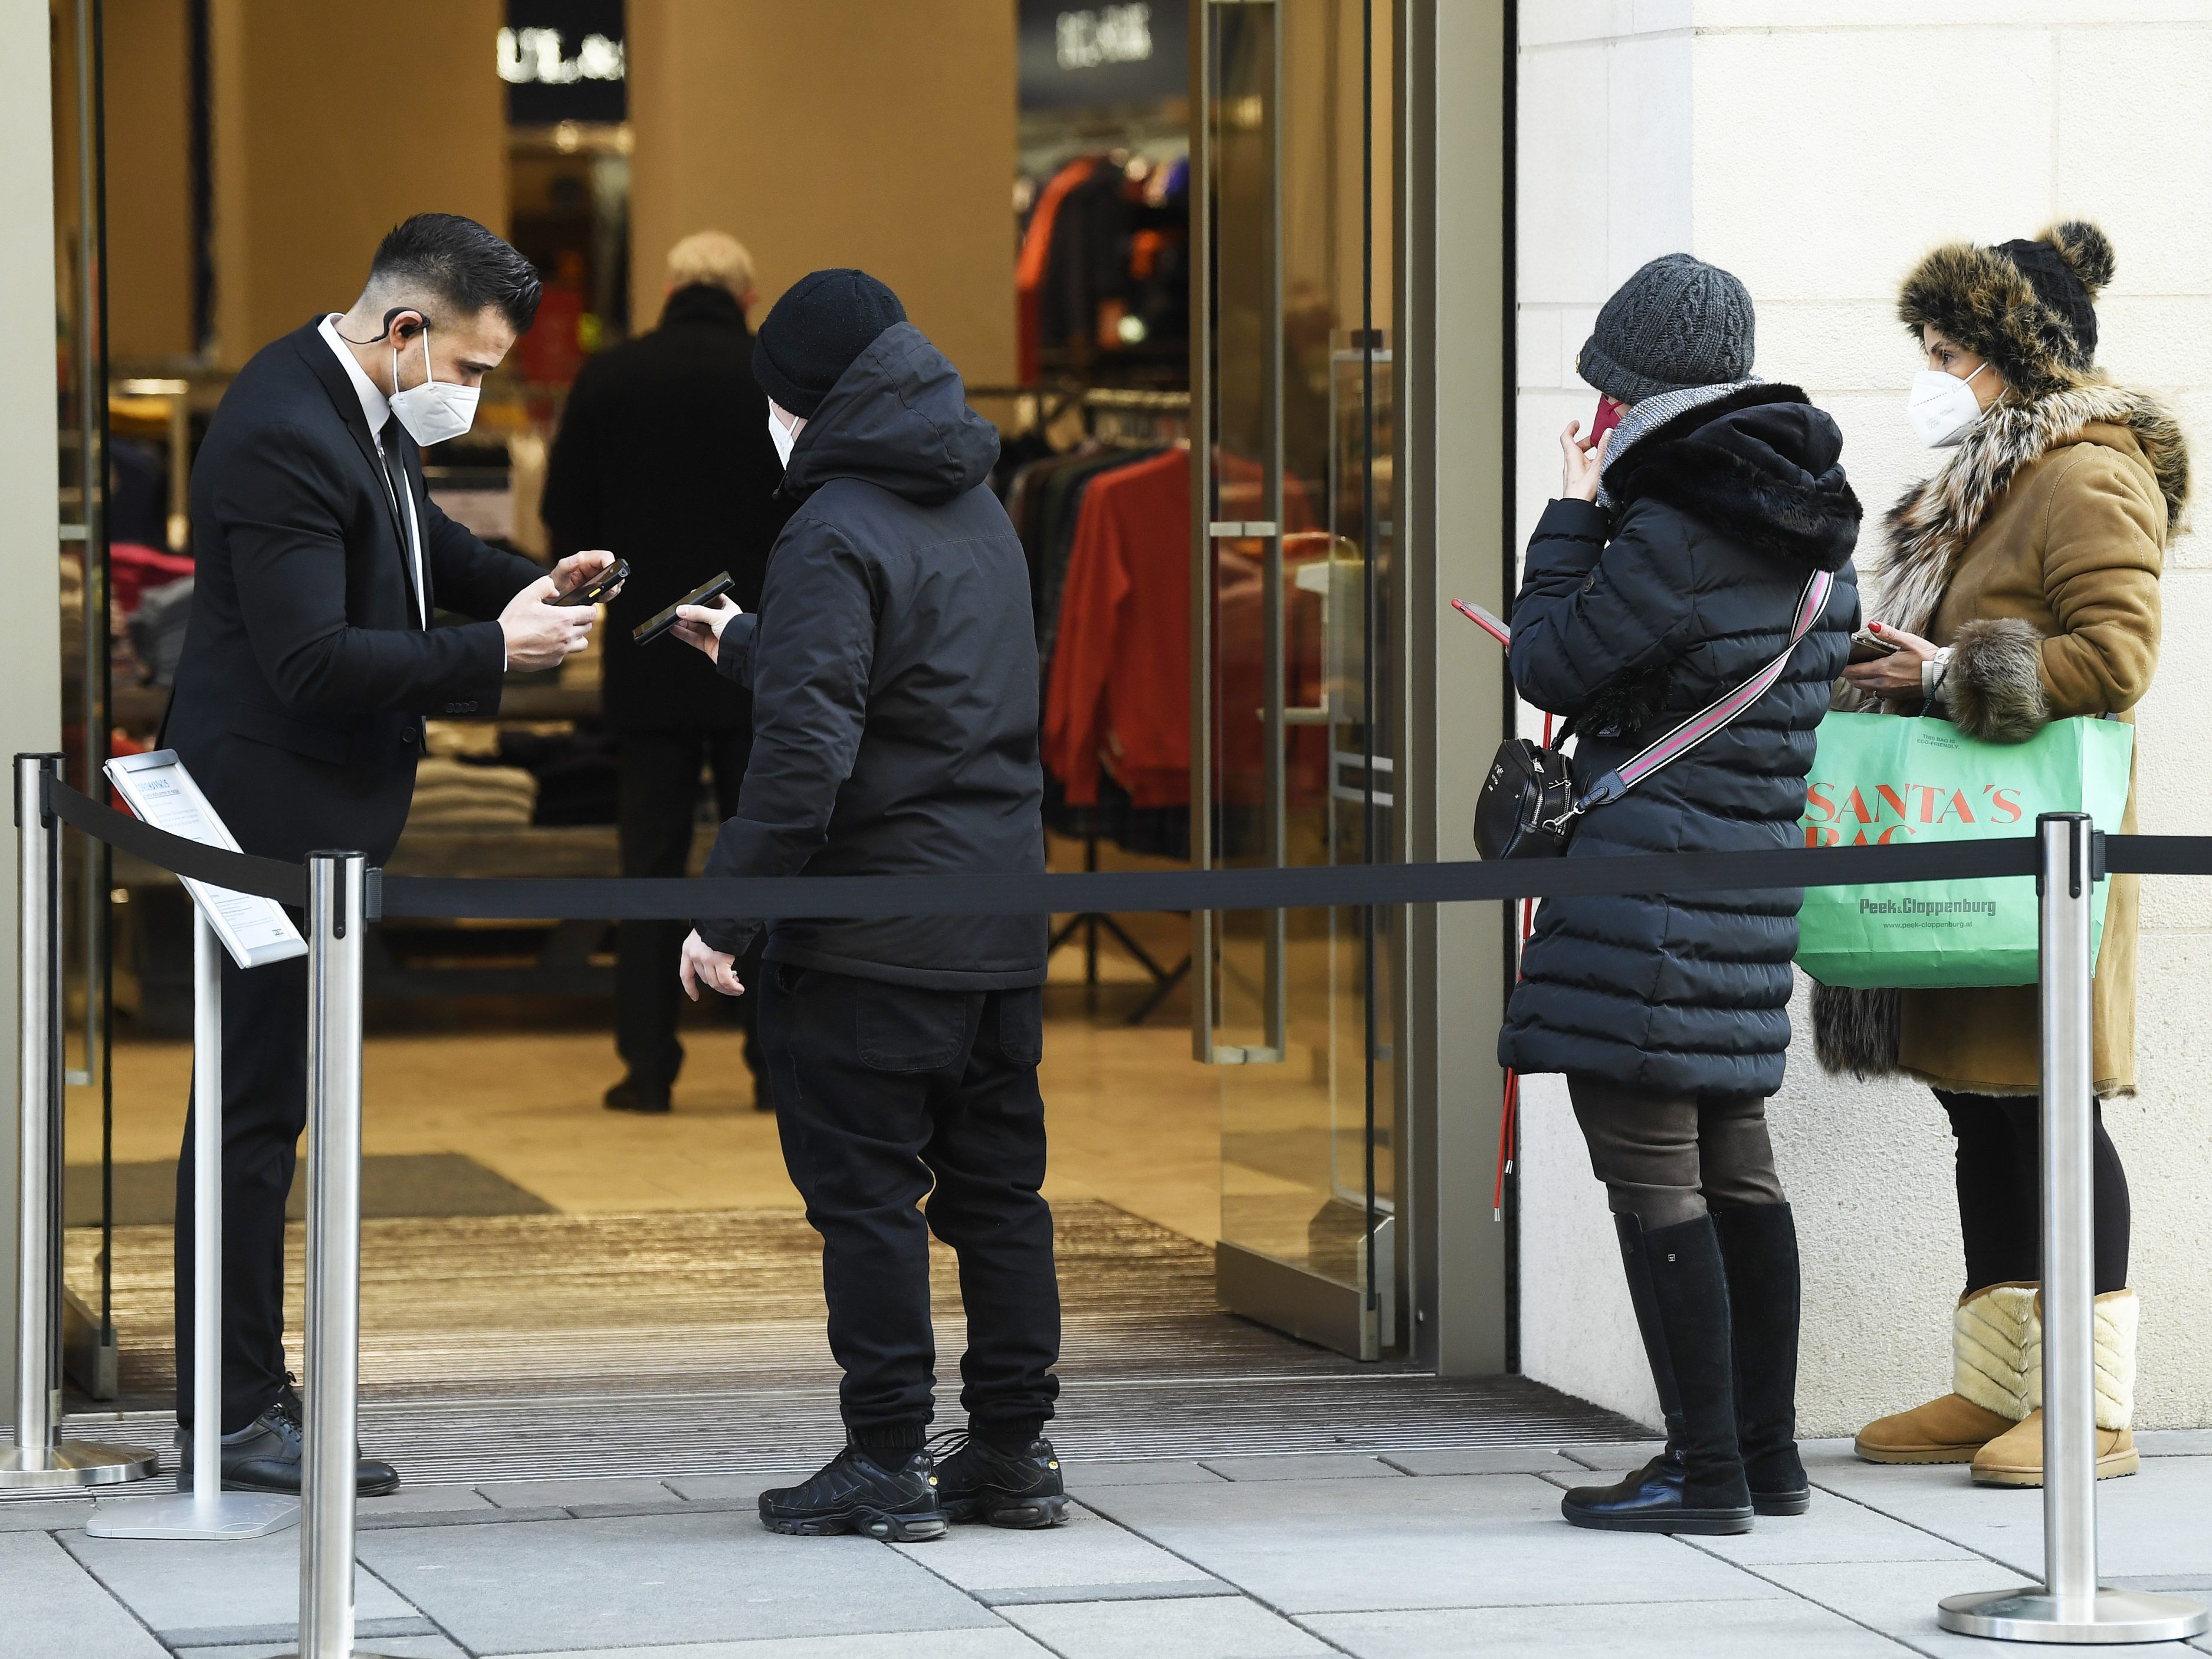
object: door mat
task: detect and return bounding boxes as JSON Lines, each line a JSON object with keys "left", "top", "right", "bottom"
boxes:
{"left": 63, "top": 1152, "right": 555, "bottom": 1228}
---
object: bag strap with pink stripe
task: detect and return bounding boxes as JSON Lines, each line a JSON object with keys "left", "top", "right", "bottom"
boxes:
{"left": 1555, "top": 566, "right": 1836, "bottom": 827}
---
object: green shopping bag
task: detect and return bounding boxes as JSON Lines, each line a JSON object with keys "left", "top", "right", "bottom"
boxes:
{"left": 1794, "top": 712, "right": 2134, "bottom": 988}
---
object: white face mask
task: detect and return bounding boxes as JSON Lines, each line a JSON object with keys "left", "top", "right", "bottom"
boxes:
{"left": 767, "top": 403, "right": 803, "bottom": 470}
{"left": 389, "top": 324, "right": 480, "bottom": 447}
{"left": 1908, "top": 360, "right": 1991, "bottom": 449}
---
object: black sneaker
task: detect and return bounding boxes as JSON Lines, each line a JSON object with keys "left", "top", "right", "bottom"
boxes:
{"left": 758, "top": 1444, "right": 946, "bottom": 1542}
{"left": 933, "top": 1431, "right": 1069, "bottom": 1529}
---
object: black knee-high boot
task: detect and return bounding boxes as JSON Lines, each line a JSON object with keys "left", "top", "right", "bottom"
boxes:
{"left": 1562, "top": 1214, "right": 1753, "bottom": 1534}
{"left": 1712, "top": 1202, "right": 1809, "bottom": 1515}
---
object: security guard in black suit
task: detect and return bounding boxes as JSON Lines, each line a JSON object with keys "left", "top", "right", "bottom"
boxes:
{"left": 162, "top": 213, "right": 616, "bottom": 1493}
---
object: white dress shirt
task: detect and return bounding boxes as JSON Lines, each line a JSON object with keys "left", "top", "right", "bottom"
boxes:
{"left": 319, "top": 314, "right": 429, "bottom": 628}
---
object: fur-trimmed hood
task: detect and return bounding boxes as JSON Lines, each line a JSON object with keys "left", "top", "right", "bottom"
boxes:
{"left": 1607, "top": 382, "right": 1863, "bottom": 571}
{"left": 1872, "top": 377, "right": 2190, "bottom": 638}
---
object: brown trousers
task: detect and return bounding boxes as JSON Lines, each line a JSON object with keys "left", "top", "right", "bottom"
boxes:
{"left": 1566, "top": 1074, "right": 1785, "bottom": 1229}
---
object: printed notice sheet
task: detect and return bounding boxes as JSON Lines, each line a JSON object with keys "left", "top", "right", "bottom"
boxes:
{"left": 105, "top": 750, "right": 307, "bottom": 970}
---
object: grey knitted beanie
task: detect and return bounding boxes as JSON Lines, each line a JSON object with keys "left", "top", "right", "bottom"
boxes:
{"left": 1577, "top": 254, "right": 1755, "bottom": 403}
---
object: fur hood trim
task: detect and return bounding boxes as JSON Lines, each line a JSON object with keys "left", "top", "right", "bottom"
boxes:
{"left": 1898, "top": 221, "right": 2113, "bottom": 397}
{"left": 1608, "top": 382, "right": 1863, "bottom": 572}
{"left": 1872, "top": 377, "right": 2190, "bottom": 638}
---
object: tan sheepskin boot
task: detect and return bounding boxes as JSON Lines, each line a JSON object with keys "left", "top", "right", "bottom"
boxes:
{"left": 1855, "top": 1282, "right": 2036, "bottom": 1464}
{"left": 1971, "top": 1289, "right": 2141, "bottom": 1487}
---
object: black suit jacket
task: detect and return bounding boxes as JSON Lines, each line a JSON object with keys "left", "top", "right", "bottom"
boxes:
{"left": 162, "top": 318, "right": 545, "bottom": 865}
{"left": 540, "top": 282, "right": 792, "bottom": 731}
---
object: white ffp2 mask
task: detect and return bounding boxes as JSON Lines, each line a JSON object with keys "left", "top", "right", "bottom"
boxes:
{"left": 389, "top": 326, "right": 480, "bottom": 448}
{"left": 767, "top": 406, "right": 801, "bottom": 469}
{"left": 1908, "top": 360, "right": 1990, "bottom": 449}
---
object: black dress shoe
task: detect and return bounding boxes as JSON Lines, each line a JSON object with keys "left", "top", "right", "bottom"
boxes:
{"left": 605, "top": 1077, "right": 672, "bottom": 1114}
{"left": 759, "top": 1443, "right": 946, "bottom": 1542}
{"left": 179, "top": 1378, "right": 399, "bottom": 1498}
{"left": 934, "top": 1431, "right": 1069, "bottom": 1529}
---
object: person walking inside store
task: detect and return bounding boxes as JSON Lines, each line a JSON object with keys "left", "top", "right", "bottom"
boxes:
{"left": 1499, "top": 255, "right": 1861, "bottom": 1535}
{"left": 1830, "top": 222, "right": 2181, "bottom": 1488}
{"left": 671, "top": 270, "right": 1065, "bottom": 1542}
{"left": 162, "top": 213, "right": 618, "bottom": 1494}
{"left": 543, "top": 231, "right": 792, "bottom": 1116}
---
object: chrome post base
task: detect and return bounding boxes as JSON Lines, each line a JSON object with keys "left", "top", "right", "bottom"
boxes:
{"left": 1938, "top": 1586, "right": 2210, "bottom": 1644}
{"left": 86, "top": 1489, "right": 299, "bottom": 1539}
{"left": 0, "top": 1441, "right": 159, "bottom": 1488}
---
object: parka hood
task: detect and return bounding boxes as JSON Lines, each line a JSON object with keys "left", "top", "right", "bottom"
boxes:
{"left": 1607, "top": 382, "right": 1863, "bottom": 572}
{"left": 782, "top": 321, "right": 1001, "bottom": 507}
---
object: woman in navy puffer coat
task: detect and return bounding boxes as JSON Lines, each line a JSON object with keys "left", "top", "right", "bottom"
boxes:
{"left": 1500, "top": 256, "right": 1859, "bottom": 1540}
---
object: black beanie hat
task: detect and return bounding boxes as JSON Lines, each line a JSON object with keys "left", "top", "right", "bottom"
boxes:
{"left": 752, "top": 268, "right": 908, "bottom": 418}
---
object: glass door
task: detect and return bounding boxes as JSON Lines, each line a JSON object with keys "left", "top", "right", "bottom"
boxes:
{"left": 1193, "top": 0, "right": 1397, "bottom": 1359}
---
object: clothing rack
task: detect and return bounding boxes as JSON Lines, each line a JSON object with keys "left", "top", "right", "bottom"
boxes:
{"left": 1049, "top": 385, "right": 1194, "bottom": 1024}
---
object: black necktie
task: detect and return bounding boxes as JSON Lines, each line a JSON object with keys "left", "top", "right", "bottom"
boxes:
{"left": 377, "top": 417, "right": 424, "bottom": 625}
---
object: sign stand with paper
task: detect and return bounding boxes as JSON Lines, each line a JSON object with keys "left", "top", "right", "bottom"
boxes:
{"left": 87, "top": 751, "right": 301, "bottom": 1540}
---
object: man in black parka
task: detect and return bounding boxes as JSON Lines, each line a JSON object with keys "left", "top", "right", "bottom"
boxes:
{"left": 673, "top": 271, "right": 1066, "bottom": 1542}
{"left": 542, "top": 231, "right": 793, "bottom": 1114}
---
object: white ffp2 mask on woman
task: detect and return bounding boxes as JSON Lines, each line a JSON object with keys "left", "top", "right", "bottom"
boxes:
{"left": 1908, "top": 360, "right": 1991, "bottom": 449}
{"left": 389, "top": 326, "right": 480, "bottom": 447}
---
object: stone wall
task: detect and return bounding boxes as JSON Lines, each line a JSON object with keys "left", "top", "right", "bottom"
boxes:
{"left": 1512, "top": 0, "right": 2212, "bottom": 1435}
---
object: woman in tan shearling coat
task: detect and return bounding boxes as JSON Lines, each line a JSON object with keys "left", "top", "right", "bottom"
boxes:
{"left": 1819, "top": 222, "right": 2188, "bottom": 1488}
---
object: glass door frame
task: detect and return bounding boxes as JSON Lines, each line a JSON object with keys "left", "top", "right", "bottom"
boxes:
{"left": 1189, "top": 0, "right": 1398, "bottom": 1362}
{"left": 1190, "top": 0, "right": 1515, "bottom": 1374}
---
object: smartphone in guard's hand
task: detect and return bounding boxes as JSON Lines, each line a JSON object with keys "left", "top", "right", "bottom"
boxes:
{"left": 634, "top": 572, "right": 736, "bottom": 645}
{"left": 555, "top": 558, "right": 629, "bottom": 607}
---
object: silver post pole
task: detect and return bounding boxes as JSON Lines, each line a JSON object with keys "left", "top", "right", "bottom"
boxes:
{"left": 87, "top": 906, "right": 294, "bottom": 1536}
{"left": 1939, "top": 814, "right": 2205, "bottom": 1644}
{"left": 0, "top": 755, "right": 152, "bottom": 1487}
{"left": 294, "top": 852, "right": 386, "bottom": 1659}
{"left": 193, "top": 912, "right": 221, "bottom": 1502}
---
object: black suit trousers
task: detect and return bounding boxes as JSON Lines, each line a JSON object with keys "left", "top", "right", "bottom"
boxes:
{"left": 175, "top": 948, "right": 309, "bottom": 1432}
{"left": 616, "top": 725, "right": 762, "bottom": 1091}
{"left": 759, "top": 964, "right": 1061, "bottom": 1442}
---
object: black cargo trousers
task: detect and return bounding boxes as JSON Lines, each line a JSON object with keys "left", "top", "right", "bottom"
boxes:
{"left": 757, "top": 961, "right": 1062, "bottom": 1451}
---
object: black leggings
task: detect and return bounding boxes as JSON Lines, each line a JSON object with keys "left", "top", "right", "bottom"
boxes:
{"left": 1940, "top": 1090, "right": 2129, "bottom": 1296}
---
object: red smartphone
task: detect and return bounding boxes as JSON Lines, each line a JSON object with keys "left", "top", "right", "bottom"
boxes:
{"left": 1590, "top": 395, "right": 1624, "bottom": 446}
{"left": 1451, "top": 597, "right": 1510, "bottom": 646}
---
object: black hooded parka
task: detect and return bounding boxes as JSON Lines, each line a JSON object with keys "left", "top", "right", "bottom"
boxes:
{"left": 694, "top": 322, "right": 1048, "bottom": 988}
{"left": 1498, "top": 384, "right": 1862, "bottom": 1098}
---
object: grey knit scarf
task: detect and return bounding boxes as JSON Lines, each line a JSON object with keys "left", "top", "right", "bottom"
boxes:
{"left": 1594, "top": 376, "right": 1764, "bottom": 510}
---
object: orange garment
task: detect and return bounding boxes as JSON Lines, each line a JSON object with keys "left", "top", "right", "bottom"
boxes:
{"left": 1016, "top": 158, "right": 1097, "bottom": 383}
{"left": 1043, "top": 448, "right": 1323, "bottom": 810}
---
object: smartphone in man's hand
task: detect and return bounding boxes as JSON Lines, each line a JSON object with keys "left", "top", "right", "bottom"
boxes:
{"left": 556, "top": 558, "right": 629, "bottom": 607}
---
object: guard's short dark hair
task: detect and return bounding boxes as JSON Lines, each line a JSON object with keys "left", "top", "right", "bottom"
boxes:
{"left": 368, "top": 213, "right": 542, "bottom": 334}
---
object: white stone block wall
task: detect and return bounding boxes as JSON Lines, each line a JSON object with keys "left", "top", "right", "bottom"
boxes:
{"left": 1512, "top": 1, "right": 2212, "bottom": 1435}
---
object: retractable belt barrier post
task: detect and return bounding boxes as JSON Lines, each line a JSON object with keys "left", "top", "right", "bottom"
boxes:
{"left": 24, "top": 773, "right": 2212, "bottom": 1645}
{"left": 87, "top": 904, "right": 299, "bottom": 1538}
{"left": 1938, "top": 816, "right": 2207, "bottom": 1645}
{"left": 290, "top": 851, "right": 382, "bottom": 1659}
{"left": 0, "top": 755, "right": 155, "bottom": 1489}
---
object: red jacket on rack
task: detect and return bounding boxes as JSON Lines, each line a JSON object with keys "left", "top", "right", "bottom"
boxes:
{"left": 1042, "top": 448, "right": 1324, "bottom": 811}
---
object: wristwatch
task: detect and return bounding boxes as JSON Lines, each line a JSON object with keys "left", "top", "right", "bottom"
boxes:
{"left": 1922, "top": 646, "right": 1954, "bottom": 701}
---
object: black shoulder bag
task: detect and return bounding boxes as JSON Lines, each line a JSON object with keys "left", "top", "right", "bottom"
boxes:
{"left": 1474, "top": 566, "right": 1836, "bottom": 860}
